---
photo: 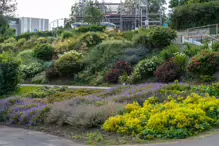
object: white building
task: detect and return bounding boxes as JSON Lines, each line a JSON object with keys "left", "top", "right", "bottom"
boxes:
{"left": 20, "top": 17, "right": 49, "bottom": 34}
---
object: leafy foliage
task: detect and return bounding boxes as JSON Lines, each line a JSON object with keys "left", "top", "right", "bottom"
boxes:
{"left": 187, "top": 51, "right": 219, "bottom": 76}
{"left": 33, "top": 44, "right": 54, "bottom": 61}
{"left": 55, "top": 50, "right": 84, "bottom": 76}
{"left": 0, "top": 52, "right": 20, "bottom": 95}
{"left": 106, "top": 61, "right": 132, "bottom": 83}
{"left": 171, "top": 1, "right": 219, "bottom": 29}
{"left": 132, "top": 56, "right": 163, "bottom": 83}
{"left": 103, "top": 93, "right": 219, "bottom": 139}
{"left": 154, "top": 60, "right": 181, "bottom": 83}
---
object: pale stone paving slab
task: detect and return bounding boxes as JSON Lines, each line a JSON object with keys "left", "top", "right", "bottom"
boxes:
{"left": 0, "top": 126, "right": 219, "bottom": 146}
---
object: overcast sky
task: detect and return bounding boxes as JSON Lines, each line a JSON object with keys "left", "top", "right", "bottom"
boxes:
{"left": 16, "top": 0, "right": 170, "bottom": 23}
{"left": 17, "top": 0, "right": 74, "bottom": 22}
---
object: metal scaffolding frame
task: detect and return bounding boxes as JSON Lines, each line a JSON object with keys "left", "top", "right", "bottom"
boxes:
{"left": 74, "top": 0, "right": 162, "bottom": 30}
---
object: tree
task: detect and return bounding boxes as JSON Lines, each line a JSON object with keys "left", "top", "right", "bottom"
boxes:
{"left": 0, "top": 0, "right": 17, "bottom": 16}
{"left": 84, "top": 3, "right": 103, "bottom": 25}
{"left": 0, "top": 13, "right": 15, "bottom": 37}
{"left": 0, "top": 0, "right": 17, "bottom": 37}
{"left": 169, "top": 0, "right": 216, "bottom": 8}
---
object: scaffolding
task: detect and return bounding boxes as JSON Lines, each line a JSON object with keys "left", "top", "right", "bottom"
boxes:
{"left": 74, "top": 0, "right": 163, "bottom": 30}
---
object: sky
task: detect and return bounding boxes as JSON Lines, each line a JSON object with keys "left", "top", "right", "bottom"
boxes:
{"left": 16, "top": 0, "right": 170, "bottom": 24}
{"left": 16, "top": 0, "right": 74, "bottom": 22}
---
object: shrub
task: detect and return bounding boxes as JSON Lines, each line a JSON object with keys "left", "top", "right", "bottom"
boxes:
{"left": 123, "top": 47, "right": 150, "bottom": 65}
{"left": 79, "top": 32, "right": 106, "bottom": 48}
{"left": 212, "top": 42, "right": 219, "bottom": 51}
{"left": 106, "top": 61, "right": 132, "bottom": 83}
{"left": 45, "top": 66, "right": 59, "bottom": 80}
{"left": 54, "top": 37, "right": 80, "bottom": 53}
{"left": 160, "top": 44, "right": 180, "bottom": 61}
{"left": 20, "top": 62, "right": 44, "bottom": 78}
{"left": 149, "top": 27, "right": 177, "bottom": 48}
{"left": 154, "top": 60, "right": 181, "bottom": 83}
{"left": 133, "top": 32, "right": 150, "bottom": 48}
{"left": 171, "top": 1, "right": 219, "bottom": 29}
{"left": 0, "top": 53, "right": 21, "bottom": 95}
{"left": 47, "top": 89, "right": 103, "bottom": 103}
{"left": 33, "top": 44, "right": 54, "bottom": 61}
{"left": 184, "top": 43, "right": 202, "bottom": 57}
{"left": 31, "top": 71, "right": 47, "bottom": 84}
{"left": 46, "top": 100, "right": 124, "bottom": 128}
{"left": 61, "top": 31, "right": 73, "bottom": 39}
{"left": 55, "top": 50, "right": 83, "bottom": 76}
{"left": 84, "top": 40, "right": 132, "bottom": 72}
{"left": 77, "top": 25, "right": 105, "bottom": 33}
{"left": 3, "top": 37, "right": 17, "bottom": 43}
{"left": 103, "top": 93, "right": 219, "bottom": 139}
{"left": 172, "top": 52, "right": 189, "bottom": 72}
{"left": 187, "top": 51, "right": 219, "bottom": 76}
{"left": 17, "top": 38, "right": 26, "bottom": 47}
{"left": 132, "top": 56, "right": 163, "bottom": 82}
{"left": 36, "top": 37, "right": 47, "bottom": 44}
{"left": 0, "top": 42, "right": 17, "bottom": 52}
{"left": 0, "top": 97, "right": 50, "bottom": 125}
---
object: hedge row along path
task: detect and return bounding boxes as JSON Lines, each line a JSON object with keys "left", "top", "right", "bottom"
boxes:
{"left": 20, "top": 84, "right": 111, "bottom": 90}
{"left": 0, "top": 126, "right": 219, "bottom": 146}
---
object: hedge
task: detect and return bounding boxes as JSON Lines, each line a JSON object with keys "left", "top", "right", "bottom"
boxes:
{"left": 171, "top": 1, "right": 219, "bottom": 29}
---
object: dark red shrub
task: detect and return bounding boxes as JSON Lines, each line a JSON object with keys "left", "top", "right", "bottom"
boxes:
{"left": 105, "top": 69, "right": 124, "bottom": 83}
{"left": 106, "top": 61, "right": 132, "bottom": 83}
{"left": 154, "top": 60, "right": 181, "bottom": 83}
{"left": 114, "top": 61, "right": 132, "bottom": 75}
{"left": 46, "top": 67, "right": 59, "bottom": 80}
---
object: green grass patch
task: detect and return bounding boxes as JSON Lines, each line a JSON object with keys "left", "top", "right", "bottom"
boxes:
{"left": 15, "top": 86, "right": 41, "bottom": 96}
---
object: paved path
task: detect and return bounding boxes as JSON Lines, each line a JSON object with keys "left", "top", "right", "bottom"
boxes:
{"left": 20, "top": 84, "right": 111, "bottom": 90}
{"left": 0, "top": 126, "right": 219, "bottom": 146}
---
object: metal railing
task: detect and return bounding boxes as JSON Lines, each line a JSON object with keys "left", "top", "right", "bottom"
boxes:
{"left": 187, "top": 23, "right": 219, "bottom": 36}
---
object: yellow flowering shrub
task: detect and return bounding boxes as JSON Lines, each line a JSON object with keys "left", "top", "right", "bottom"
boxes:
{"left": 103, "top": 93, "right": 219, "bottom": 139}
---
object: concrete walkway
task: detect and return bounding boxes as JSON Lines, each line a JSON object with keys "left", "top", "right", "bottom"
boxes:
{"left": 20, "top": 84, "right": 111, "bottom": 90}
{"left": 0, "top": 126, "right": 219, "bottom": 146}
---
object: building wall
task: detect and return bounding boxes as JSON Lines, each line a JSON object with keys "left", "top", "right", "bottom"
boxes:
{"left": 20, "top": 17, "right": 49, "bottom": 34}
{"left": 9, "top": 18, "right": 21, "bottom": 36}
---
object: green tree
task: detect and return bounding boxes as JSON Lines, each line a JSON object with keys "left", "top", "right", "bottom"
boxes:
{"left": 0, "top": 13, "right": 15, "bottom": 38}
{"left": 84, "top": 3, "right": 103, "bottom": 25}
{"left": 0, "top": 0, "right": 17, "bottom": 16}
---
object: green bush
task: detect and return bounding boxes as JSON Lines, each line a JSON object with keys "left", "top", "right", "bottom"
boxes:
{"left": 33, "top": 44, "right": 54, "bottom": 61}
{"left": 31, "top": 71, "right": 47, "bottom": 84}
{"left": 3, "top": 37, "right": 17, "bottom": 44}
{"left": 0, "top": 53, "right": 21, "bottom": 95}
{"left": 17, "top": 38, "right": 26, "bottom": 47}
{"left": 160, "top": 44, "right": 180, "bottom": 61}
{"left": 133, "top": 32, "right": 150, "bottom": 48}
{"left": 212, "top": 42, "right": 219, "bottom": 51}
{"left": 20, "top": 62, "right": 44, "bottom": 78}
{"left": 171, "top": 1, "right": 219, "bottom": 29}
{"left": 84, "top": 40, "right": 133, "bottom": 72}
{"left": 173, "top": 52, "right": 189, "bottom": 72}
{"left": 55, "top": 50, "right": 84, "bottom": 76}
{"left": 61, "top": 31, "right": 73, "bottom": 39}
{"left": 133, "top": 27, "right": 177, "bottom": 49}
{"left": 79, "top": 32, "right": 106, "bottom": 48}
{"left": 36, "top": 37, "right": 47, "bottom": 44}
{"left": 184, "top": 43, "right": 202, "bottom": 57}
{"left": 187, "top": 51, "right": 219, "bottom": 76}
{"left": 132, "top": 56, "right": 163, "bottom": 83}
{"left": 77, "top": 25, "right": 106, "bottom": 33}
{"left": 149, "top": 27, "right": 177, "bottom": 48}
{"left": 0, "top": 42, "right": 17, "bottom": 52}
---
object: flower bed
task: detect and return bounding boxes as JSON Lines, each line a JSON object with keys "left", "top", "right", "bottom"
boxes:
{"left": 103, "top": 93, "right": 219, "bottom": 139}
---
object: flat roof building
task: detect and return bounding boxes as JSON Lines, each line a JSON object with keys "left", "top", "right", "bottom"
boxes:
{"left": 9, "top": 17, "right": 49, "bottom": 35}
